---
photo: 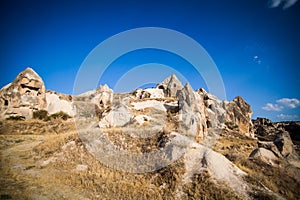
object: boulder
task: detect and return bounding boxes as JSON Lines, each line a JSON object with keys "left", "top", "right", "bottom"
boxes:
{"left": 0, "top": 68, "right": 46, "bottom": 119}
{"left": 249, "top": 148, "right": 278, "bottom": 165}
{"left": 274, "top": 131, "right": 295, "bottom": 158}
{"left": 257, "top": 141, "right": 282, "bottom": 158}
{"left": 46, "top": 91, "right": 75, "bottom": 116}
{"left": 99, "top": 106, "right": 131, "bottom": 128}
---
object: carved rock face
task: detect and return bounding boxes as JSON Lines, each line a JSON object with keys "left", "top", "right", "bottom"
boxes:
{"left": 157, "top": 74, "right": 183, "bottom": 98}
{"left": 0, "top": 68, "right": 46, "bottom": 118}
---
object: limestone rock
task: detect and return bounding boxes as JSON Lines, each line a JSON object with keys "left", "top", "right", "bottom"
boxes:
{"left": 46, "top": 91, "right": 75, "bottom": 116}
{"left": 177, "top": 83, "right": 199, "bottom": 139}
{"left": 252, "top": 117, "right": 277, "bottom": 138}
{"left": 157, "top": 74, "right": 183, "bottom": 97}
{"left": 133, "top": 115, "right": 153, "bottom": 125}
{"left": 250, "top": 129, "right": 298, "bottom": 165}
{"left": 94, "top": 84, "right": 113, "bottom": 108}
{"left": 249, "top": 148, "right": 278, "bottom": 165}
{"left": 257, "top": 141, "right": 282, "bottom": 158}
{"left": 225, "top": 96, "right": 253, "bottom": 136}
{"left": 0, "top": 68, "right": 46, "bottom": 119}
{"left": 99, "top": 106, "right": 131, "bottom": 128}
{"left": 202, "top": 92, "right": 226, "bottom": 130}
{"left": 274, "top": 131, "right": 295, "bottom": 158}
{"left": 132, "top": 88, "right": 164, "bottom": 99}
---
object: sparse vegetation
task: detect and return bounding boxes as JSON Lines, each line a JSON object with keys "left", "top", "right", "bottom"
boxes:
{"left": 50, "top": 111, "right": 70, "bottom": 120}
{"left": 6, "top": 115, "right": 25, "bottom": 121}
{"left": 1, "top": 117, "right": 299, "bottom": 199}
{"left": 33, "top": 110, "right": 71, "bottom": 121}
{"left": 182, "top": 170, "right": 242, "bottom": 200}
{"left": 33, "top": 109, "right": 49, "bottom": 120}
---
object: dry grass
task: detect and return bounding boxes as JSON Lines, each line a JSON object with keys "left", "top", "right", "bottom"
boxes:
{"left": 1, "top": 120, "right": 299, "bottom": 199}
{"left": 213, "top": 129, "right": 300, "bottom": 200}
{"left": 0, "top": 119, "right": 186, "bottom": 199}
{"left": 182, "top": 170, "right": 243, "bottom": 200}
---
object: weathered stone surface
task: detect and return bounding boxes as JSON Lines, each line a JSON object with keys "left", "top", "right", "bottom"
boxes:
{"left": 132, "top": 88, "right": 164, "bottom": 99}
{"left": 225, "top": 96, "right": 253, "bottom": 136}
{"left": 157, "top": 74, "right": 183, "bottom": 97}
{"left": 249, "top": 148, "right": 278, "bottom": 165}
{"left": 257, "top": 141, "right": 282, "bottom": 158}
{"left": 252, "top": 117, "right": 277, "bottom": 139}
{"left": 250, "top": 126, "right": 299, "bottom": 165}
{"left": 99, "top": 106, "right": 131, "bottom": 128}
{"left": 46, "top": 91, "right": 75, "bottom": 116}
{"left": 0, "top": 68, "right": 46, "bottom": 119}
{"left": 93, "top": 84, "right": 113, "bottom": 108}
{"left": 274, "top": 131, "right": 295, "bottom": 158}
{"left": 202, "top": 92, "right": 226, "bottom": 130}
{"left": 177, "top": 83, "right": 200, "bottom": 139}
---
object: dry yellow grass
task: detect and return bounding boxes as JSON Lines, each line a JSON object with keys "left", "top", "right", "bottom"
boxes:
{"left": 0, "top": 119, "right": 185, "bottom": 199}
{"left": 1, "top": 120, "right": 299, "bottom": 199}
{"left": 213, "top": 129, "right": 300, "bottom": 200}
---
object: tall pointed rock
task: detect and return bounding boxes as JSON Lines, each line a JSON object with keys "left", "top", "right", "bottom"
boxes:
{"left": 157, "top": 74, "right": 183, "bottom": 98}
{"left": 0, "top": 67, "right": 46, "bottom": 119}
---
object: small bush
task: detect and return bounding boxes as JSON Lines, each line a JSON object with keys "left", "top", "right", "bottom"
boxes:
{"left": 33, "top": 110, "right": 49, "bottom": 120}
{"left": 6, "top": 115, "right": 25, "bottom": 121}
{"left": 50, "top": 111, "right": 70, "bottom": 120}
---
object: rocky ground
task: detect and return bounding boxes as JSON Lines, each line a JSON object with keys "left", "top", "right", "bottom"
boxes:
{"left": 1, "top": 118, "right": 299, "bottom": 199}
{"left": 0, "top": 68, "right": 299, "bottom": 199}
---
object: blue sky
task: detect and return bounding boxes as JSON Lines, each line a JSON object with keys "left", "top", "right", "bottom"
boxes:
{"left": 0, "top": 0, "right": 299, "bottom": 121}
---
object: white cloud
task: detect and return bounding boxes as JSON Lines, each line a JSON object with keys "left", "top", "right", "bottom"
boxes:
{"left": 276, "top": 98, "right": 300, "bottom": 108}
{"left": 262, "top": 103, "right": 283, "bottom": 111}
{"left": 268, "top": 0, "right": 299, "bottom": 9}
{"left": 269, "top": 0, "right": 282, "bottom": 7}
{"left": 262, "top": 98, "right": 300, "bottom": 111}
{"left": 283, "top": 0, "right": 298, "bottom": 9}
{"left": 277, "top": 114, "right": 299, "bottom": 120}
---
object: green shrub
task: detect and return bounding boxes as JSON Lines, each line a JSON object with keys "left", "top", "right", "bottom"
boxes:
{"left": 6, "top": 115, "right": 25, "bottom": 121}
{"left": 50, "top": 111, "right": 70, "bottom": 120}
{"left": 33, "top": 110, "right": 49, "bottom": 120}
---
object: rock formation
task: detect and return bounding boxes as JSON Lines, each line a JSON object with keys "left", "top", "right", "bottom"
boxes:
{"left": 3, "top": 69, "right": 299, "bottom": 199}
{"left": 46, "top": 90, "right": 75, "bottom": 116}
{"left": 0, "top": 68, "right": 46, "bottom": 119}
{"left": 0, "top": 70, "right": 254, "bottom": 141}
{"left": 0, "top": 68, "right": 76, "bottom": 118}
{"left": 250, "top": 117, "right": 299, "bottom": 166}
{"left": 157, "top": 74, "right": 183, "bottom": 97}
{"left": 225, "top": 96, "right": 253, "bottom": 136}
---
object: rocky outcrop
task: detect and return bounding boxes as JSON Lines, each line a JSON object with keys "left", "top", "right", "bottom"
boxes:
{"left": 249, "top": 148, "right": 278, "bottom": 165}
{"left": 157, "top": 74, "right": 183, "bottom": 98}
{"left": 132, "top": 88, "right": 164, "bottom": 99}
{"left": 98, "top": 105, "right": 131, "bottom": 128}
{"left": 46, "top": 91, "right": 75, "bottom": 116}
{"left": 274, "top": 131, "right": 295, "bottom": 158}
{"left": 225, "top": 96, "right": 253, "bottom": 136}
{"left": 250, "top": 129, "right": 298, "bottom": 166}
{"left": 0, "top": 68, "right": 46, "bottom": 119}
{"left": 177, "top": 83, "right": 203, "bottom": 140}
